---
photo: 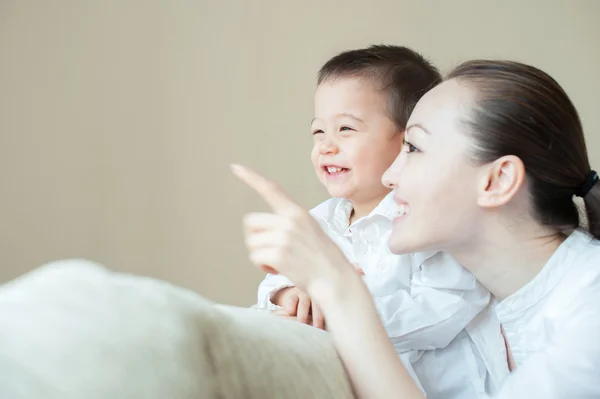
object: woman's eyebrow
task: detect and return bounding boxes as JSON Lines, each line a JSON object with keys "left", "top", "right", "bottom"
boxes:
{"left": 406, "top": 123, "right": 431, "bottom": 135}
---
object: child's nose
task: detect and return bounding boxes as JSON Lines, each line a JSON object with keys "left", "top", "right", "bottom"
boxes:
{"left": 319, "top": 138, "right": 339, "bottom": 155}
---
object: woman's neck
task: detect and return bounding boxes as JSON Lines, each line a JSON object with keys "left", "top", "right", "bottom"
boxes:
{"left": 452, "top": 224, "right": 565, "bottom": 301}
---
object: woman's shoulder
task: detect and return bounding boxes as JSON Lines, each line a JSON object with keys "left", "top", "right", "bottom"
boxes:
{"left": 501, "top": 230, "right": 600, "bottom": 319}
{"left": 562, "top": 229, "right": 600, "bottom": 281}
{"left": 547, "top": 229, "right": 600, "bottom": 311}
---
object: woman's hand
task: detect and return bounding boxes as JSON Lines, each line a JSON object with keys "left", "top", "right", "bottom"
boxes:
{"left": 231, "top": 164, "right": 355, "bottom": 299}
{"left": 232, "top": 164, "right": 425, "bottom": 399}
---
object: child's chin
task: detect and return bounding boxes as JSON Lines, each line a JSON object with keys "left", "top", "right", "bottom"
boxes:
{"left": 325, "top": 187, "right": 350, "bottom": 199}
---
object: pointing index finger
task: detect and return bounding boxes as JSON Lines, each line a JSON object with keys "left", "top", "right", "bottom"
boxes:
{"left": 231, "top": 164, "right": 299, "bottom": 214}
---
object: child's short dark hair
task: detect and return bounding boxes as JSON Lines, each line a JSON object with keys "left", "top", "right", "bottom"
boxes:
{"left": 317, "top": 45, "right": 442, "bottom": 129}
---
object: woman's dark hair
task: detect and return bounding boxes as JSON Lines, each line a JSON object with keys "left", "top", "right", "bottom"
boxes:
{"left": 447, "top": 60, "right": 599, "bottom": 239}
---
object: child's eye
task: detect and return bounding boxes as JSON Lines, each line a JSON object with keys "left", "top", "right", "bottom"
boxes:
{"left": 340, "top": 126, "right": 355, "bottom": 132}
{"left": 312, "top": 129, "right": 324, "bottom": 135}
{"left": 403, "top": 139, "right": 420, "bottom": 153}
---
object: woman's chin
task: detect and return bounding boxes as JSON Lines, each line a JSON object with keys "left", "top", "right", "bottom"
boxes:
{"left": 387, "top": 237, "right": 416, "bottom": 255}
{"left": 388, "top": 232, "right": 435, "bottom": 255}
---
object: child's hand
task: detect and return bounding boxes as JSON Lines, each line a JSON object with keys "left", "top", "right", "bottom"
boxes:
{"left": 271, "top": 287, "right": 325, "bottom": 330}
{"left": 232, "top": 164, "right": 359, "bottom": 311}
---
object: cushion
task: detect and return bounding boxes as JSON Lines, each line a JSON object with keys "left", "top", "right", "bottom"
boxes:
{"left": 0, "top": 260, "right": 354, "bottom": 399}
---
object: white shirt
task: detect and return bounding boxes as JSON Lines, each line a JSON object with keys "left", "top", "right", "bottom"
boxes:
{"left": 487, "top": 229, "right": 600, "bottom": 398}
{"left": 258, "top": 192, "right": 509, "bottom": 398}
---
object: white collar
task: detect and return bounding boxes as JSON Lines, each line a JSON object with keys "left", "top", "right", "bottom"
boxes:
{"left": 310, "top": 191, "right": 398, "bottom": 235}
{"left": 495, "top": 229, "right": 595, "bottom": 320}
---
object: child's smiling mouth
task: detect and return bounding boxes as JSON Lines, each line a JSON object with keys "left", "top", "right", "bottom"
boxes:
{"left": 322, "top": 164, "right": 351, "bottom": 177}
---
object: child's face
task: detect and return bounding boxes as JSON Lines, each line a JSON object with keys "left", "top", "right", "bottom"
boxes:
{"left": 311, "top": 77, "right": 403, "bottom": 205}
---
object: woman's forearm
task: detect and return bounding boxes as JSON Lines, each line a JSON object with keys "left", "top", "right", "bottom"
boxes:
{"left": 311, "top": 274, "right": 426, "bottom": 399}
{"left": 230, "top": 166, "right": 426, "bottom": 398}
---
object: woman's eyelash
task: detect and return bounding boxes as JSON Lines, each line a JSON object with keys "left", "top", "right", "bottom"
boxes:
{"left": 403, "top": 139, "right": 419, "bottom": 153}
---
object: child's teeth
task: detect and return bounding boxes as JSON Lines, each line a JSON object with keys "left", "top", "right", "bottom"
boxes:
{"left": 327, "top": 167, "right": 342, "bottom": 173}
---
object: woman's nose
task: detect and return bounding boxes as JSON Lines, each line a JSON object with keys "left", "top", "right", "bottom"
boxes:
{"left": 382, "top": 152, "right": 406, "bottom": 189}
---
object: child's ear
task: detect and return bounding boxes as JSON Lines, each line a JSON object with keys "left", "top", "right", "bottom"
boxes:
{"left": 477, "top": 155, "right": 525, "bottom": 208}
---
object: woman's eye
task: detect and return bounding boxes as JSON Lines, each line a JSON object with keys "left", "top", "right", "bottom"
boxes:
{"left": 403, "top": 139, "right": 419, "bottom": 153}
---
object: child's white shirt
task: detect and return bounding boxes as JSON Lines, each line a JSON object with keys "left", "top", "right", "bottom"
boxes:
{"left": 257, "top": 192, "right": 509, "bottom": 398}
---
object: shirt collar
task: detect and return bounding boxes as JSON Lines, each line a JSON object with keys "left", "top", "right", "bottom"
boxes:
{"left": 311, "top": 191, "right": 399, "bottom": 235}
{"left": 495, "top": 228, "right": 595, "bottom": 321}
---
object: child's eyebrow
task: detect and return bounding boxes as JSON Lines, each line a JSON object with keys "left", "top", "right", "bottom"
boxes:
{"left": 310, "top": 113, "right": 365, "bottom": 125}
{"left": 337, "top": 113, "right": 365, "bottom": 123}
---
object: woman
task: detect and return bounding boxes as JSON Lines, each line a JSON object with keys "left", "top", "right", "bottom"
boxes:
{"left": 232, "top": 60, "right": 600, "bottom": 398}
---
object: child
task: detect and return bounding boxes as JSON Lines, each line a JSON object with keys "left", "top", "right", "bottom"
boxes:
{"left": 257, "top": 45, "right": 508, "bottom": 398}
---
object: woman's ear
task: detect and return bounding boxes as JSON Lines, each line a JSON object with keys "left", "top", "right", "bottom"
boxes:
{"left": 477, "top": 155, "right": 526, "bottom": 208}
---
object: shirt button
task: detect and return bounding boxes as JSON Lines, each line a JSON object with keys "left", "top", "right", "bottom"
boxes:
{"left": 378, "top": 259, "right": 388, "bottom": 270}
{"left": 358, "top": 228, "right": 367, "bottom": 240}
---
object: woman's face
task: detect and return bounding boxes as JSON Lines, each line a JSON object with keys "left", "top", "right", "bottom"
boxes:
{"left": 382, "top": 79, "right": 486, "bottom": 255}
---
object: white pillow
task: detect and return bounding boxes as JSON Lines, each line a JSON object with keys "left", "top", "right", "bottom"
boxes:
{"left": 0, "top": 260, "right": 354, "bottom": 399}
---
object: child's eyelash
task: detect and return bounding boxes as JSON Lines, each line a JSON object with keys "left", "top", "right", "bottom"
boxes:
{"left": 312, "top": 126, "right": 355, "bottom": 135}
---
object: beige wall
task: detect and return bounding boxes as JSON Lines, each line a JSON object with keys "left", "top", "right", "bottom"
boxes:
{"left": 1, "top": 1, "right": 599, "bottom": 306}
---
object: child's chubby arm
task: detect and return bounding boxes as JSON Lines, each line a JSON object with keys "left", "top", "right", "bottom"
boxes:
{"left": 379, "top": 251, "right": 491, "bottom": 352}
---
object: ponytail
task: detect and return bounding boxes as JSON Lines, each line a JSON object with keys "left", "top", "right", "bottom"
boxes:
{"left": 583, "top": 182, "right": 600, "bottom": 240}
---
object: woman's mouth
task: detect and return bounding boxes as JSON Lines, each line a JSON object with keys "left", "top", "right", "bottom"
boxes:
{"left": 393, "top": 203, "right": 410, "bottom": 223}
{"left": 398, "top": 204, "right": 409, "bottom": 216}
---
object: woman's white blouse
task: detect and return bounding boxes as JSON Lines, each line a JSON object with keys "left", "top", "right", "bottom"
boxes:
{"left": 491, "top": 229, "right": 600, "bottom": 398}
